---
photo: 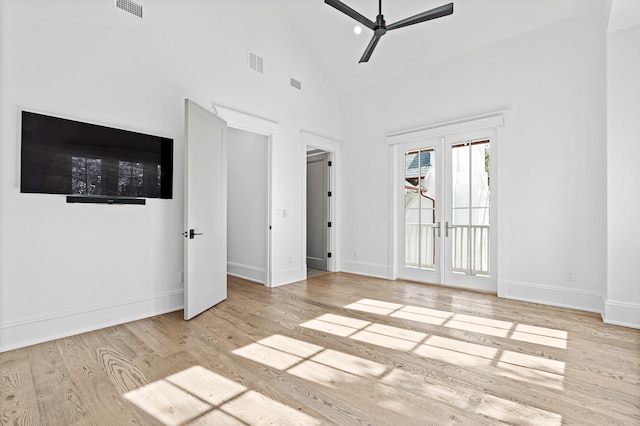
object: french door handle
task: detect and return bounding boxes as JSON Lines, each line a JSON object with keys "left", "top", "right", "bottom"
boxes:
{"left": 434, "top": 222, "right": 441, "bottom": 238}
{"left": 445, "top": 221, "right": 453, "bottom": 237}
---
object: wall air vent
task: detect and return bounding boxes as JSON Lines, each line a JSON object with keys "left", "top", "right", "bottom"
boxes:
{"left": 116, "top": 0, "right": 143, "bottom": 18}
{"left": 290, "top": 78, "right": 302, "bottom": 90}
{"left": 249, "top": 52, "right": 264, "bottom": 74}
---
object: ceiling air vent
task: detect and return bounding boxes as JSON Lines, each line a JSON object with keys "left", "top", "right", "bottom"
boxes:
{"left": 116, "top": 0, "right": 143, "bottom": 18}
{"left": 249, "top": 52, "right": 264, "bottom": 74}
{"left": 290, "top": 78, "right": 302, "bottom": 91}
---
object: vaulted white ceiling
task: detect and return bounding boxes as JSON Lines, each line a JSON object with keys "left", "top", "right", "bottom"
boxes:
{"left": 279, "top": 0, "right": 634, "bottom": 95}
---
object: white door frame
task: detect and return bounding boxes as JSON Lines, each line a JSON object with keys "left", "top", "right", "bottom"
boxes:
{"left": 388, "top": 112, "right": 506, "bottom": 294}
{"left": 214, "top": 104, "right": 278, "bottom": 287}
{"left": 302, "top": 131, "right": 342, "bottom": 274}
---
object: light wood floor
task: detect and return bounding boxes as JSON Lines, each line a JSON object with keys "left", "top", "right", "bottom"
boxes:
{"left": 1, "top": 273, "right": 639, "bottom": 425}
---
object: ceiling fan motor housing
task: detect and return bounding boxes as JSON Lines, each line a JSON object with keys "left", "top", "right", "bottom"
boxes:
{"left": 375, "top": 15, "right": 387, "bottom": 36}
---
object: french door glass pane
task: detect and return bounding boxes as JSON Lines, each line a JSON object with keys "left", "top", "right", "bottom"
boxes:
{"left": 451, "top": 140, "right": 490, "bottom": 276}
{"left": 404, "top": 148, "right": 436, "bottom": 270}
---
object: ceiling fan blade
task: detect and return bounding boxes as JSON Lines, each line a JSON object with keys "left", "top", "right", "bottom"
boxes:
{"left": 325, "top": 0, "right": 376, "bottom": 30}
{"left": 359, "top": 33, "right": 383, "bottom": 63}
{"left": 387, "top": 3, "right": 453, "bottom": 31}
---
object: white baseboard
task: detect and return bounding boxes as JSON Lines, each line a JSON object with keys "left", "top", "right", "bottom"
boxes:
{"left": 603, "top": 299, "right": 640, "bottom": 329}
{"left": 271, "top": 266, "right": 305, "bottom": 288}
{"left": 227, "top": 261, "right": 266, "bottom": 285}
{"left": 500, "top": 280, "right": 602, "bottom": 313}
{"left": 340, "top": 259, "right": 391, "bottom": 280}
{"left": 0, "top": 290, "right": 183, "bottom": 352}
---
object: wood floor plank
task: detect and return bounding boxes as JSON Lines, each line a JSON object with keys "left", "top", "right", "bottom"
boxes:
{"left": 95, "top": 344, "right": 149, "bottom": 396}
{"left": 56, "top": 334, "right": 152, "bottom": 426}
{"left": 0, "top": 348, "right": 41, "bottom": 425}
{"left": 26, "top": 341, "right": 92, "bottom": 425}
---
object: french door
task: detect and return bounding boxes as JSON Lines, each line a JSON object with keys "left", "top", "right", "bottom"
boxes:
{"left": 398, "top": 130, "right": 496, "bottom": 292}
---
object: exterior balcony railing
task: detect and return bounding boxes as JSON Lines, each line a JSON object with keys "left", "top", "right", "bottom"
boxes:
{"left": 405, "top": 224, "right": 490, "bottom": 276}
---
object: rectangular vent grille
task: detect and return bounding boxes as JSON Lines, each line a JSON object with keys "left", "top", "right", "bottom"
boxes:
{"left": 290, "top": 78, "right": 302, "bottom": 90}
{"left": 249, "top": 52, "right": 264, "bottom": 74}
{"left": 116, "top": 0, "right": 143, "bottom": 18}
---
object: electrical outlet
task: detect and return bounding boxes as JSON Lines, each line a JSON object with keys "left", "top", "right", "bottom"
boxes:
{"left": 566, "top": 271, "right": 575, "bottom": 281}
{"left": 179, "top": 271, "right": 184, "bottom": 283}
{"left": 353, "top": 249, "right": 359, "bottom": 257}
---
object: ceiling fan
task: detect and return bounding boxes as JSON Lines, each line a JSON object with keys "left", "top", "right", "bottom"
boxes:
{"left": 325, "top": 0, "right": 454, "bottom": 63}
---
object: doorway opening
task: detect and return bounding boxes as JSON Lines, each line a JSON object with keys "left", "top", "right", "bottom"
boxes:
{"left": 227, "top": 128, "right": 270, "bottom": 286}
{"left": 214, "top": 105, "right": 278, "bottom": 287}
{"left": 303, "top": 131, "right": 341, "bottom": 278}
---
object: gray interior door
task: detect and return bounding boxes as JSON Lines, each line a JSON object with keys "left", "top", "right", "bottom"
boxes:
{"left": 307, "top": 153, "right": 329, "bottom": 270}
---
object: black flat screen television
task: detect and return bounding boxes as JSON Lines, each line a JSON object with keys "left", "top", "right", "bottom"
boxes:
{"left": 21, "top": 111, "right": 173, "bottom": 200}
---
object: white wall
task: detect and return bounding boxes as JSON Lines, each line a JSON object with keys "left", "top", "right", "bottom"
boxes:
{"left": 0, "top": 0, "right": 341, "bottom": 351}
{"left": 339, "top": 6, "right": 609, "bottom": 314}
{"left": 606, "top": 24, "right": 640, "bottom": 327}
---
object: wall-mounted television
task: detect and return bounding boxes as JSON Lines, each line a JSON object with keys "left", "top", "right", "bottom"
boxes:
{"left": 20, "top": 110, "right": 173, "bottom": 201}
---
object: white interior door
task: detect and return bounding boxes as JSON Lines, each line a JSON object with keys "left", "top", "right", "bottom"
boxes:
{"left": 184, "top": 99, "right": 227, "bottom": 320}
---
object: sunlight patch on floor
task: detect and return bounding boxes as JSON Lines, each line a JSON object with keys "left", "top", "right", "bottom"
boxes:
{"left": 233, "top": 342, "right": 304, "bottom": 370}
{"left": 338, "top": 299, "right": 569, "bottom": 389}
{"left": 415, "top": 335, "right": 499, "bottom": 366}
{"left": 345, "top": 298, "right": 568, "bottom": 349}
{"left": 390, "top": 305, "right": 452, "bottom": 325}
{"left": 165, "top": 365, "right": 245, "bottom": 406}
{"left": 124, "top": 379, "right": 211, "bottom": 426}
{"left": 445, "top": 314, "right": 512, "bottom": 338}
{"left": 233, "top": 333, "right": 387, "bottom": 389}
{"left": 495, "top": 351, "right": 566, "bottom": 390}
{"left": 124, "top": 365, "right": 321, "bottom": 425}
{"left": 511, "top": 324, "right": 568, "bottom": 349}
{"left": 344, "top": 298, "right": 403, "bottom": 315}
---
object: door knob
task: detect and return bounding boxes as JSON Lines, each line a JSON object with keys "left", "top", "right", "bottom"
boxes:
{"left": 189, "top": 229, "right": 203, "bottom": 239}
